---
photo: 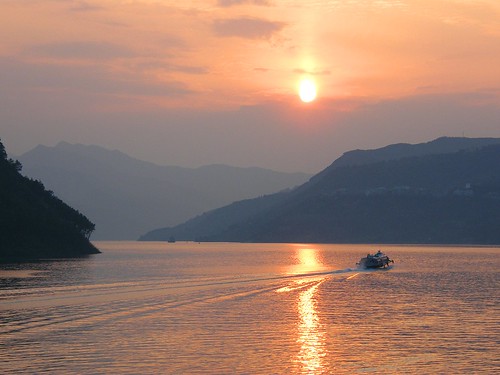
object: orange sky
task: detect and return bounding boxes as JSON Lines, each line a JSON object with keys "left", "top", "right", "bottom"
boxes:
{"left": 1, "top": 0, "right": 500, "bottom": 172}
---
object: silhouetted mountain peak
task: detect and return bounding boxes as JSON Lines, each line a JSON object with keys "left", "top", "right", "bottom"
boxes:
{"left": 308, "top": 137, "right": 500, "bottom": 185}
{"left": 331, "top": 137, "right": 500, "bottom": 168}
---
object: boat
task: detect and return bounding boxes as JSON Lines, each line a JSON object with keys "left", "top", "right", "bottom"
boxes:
{"left": 357, "top": 250, "right": 394, "bottom": 269}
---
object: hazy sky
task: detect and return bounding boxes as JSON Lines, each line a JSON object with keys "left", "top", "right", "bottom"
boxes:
{"left": 1, "top": 0, "right": 500, "bottom": 173}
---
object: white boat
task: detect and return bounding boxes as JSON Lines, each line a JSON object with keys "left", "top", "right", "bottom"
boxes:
{"left": 357, "top": 250, "right": 394, "bottom": 269}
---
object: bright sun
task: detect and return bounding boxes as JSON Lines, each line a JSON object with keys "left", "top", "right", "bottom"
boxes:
{"left": 298, "top": 78, "right": 317, "bottom": 103}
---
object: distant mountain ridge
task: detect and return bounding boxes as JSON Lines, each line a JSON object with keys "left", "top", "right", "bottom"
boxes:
{"left": 310, "top": 136, "right": 500, "bottom": 183}
{"left": 19, "top": 142, "right": 311, "bottom": 240}
{"left": 140, "top": 137, "right": 500, "bottom": 244}
{"left": 332, "top": 137, "right": 500, "bottom": 167}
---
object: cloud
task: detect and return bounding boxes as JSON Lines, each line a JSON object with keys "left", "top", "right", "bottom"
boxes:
{"left": 29, "top": 41, "right": 135, "bottom": 61}
{"left": 168, "top": 64, "right": 208, "bottom": 75}
{"left": 136, "top": 60, "right": 209, "bottom": 75}
{"left": 217, "top": 0, "right": 271, "bottom": 7}
{"left": 69, "top": 1, "right": 104, "bottom": 12}
{"left": 0, "top": 57, "right": 193, "bottom": 98}
{"left": 212, "top": 17, "right": 285, "bottom": 39}
{"left": 293, "top": 68, "right": 331, "bottom": 76}
{"left": 158, "top": 35, "right": 188, "bottom": 50}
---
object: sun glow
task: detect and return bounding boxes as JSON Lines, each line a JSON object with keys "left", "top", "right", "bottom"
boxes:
{"left": 298, "top": 78, "right": 317, "bottom": 103}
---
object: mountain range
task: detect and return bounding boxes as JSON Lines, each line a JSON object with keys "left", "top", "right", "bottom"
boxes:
{"left": 19, "top": 142, "right": 311, "bottom": 240}
{"left": 140, "top": 137, "right": 500, "bottom": 245}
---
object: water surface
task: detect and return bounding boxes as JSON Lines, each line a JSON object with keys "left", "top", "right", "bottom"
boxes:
{"left": 1, "top": 242, "right": 498, "bottom": 374}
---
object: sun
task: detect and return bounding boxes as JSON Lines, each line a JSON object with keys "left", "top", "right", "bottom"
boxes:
{"left": 298, "top": 78, "right": 317, "bottom": 103}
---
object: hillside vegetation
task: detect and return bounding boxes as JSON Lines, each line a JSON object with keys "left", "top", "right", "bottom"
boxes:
{"left": 140, "top": 137, "right": 500, "bottom": 245}
{"left": 0, "top": 140, "right": 99, "bottom": 259}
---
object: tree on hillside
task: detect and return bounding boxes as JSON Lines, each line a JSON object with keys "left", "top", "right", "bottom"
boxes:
{"left": 0, "top": 138, "right": 98, "bottom": 258}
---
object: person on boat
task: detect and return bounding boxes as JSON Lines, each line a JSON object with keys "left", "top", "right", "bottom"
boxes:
{"left": 375, "top": 250, "right": 383, "bottom": 256}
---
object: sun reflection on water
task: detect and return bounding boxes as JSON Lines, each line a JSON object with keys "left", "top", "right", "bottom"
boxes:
{"left": 287, "top": 245, "right": 328, "bottom": 275}
{"left": 288, "top": 246, "right": 328, "bottom": 374}
{"left": 297, "top": 279, "right": 327, "bottom": 374}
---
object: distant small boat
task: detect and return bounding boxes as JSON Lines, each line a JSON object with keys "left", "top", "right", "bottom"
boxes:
{"left": 168, "top": 236, "right": 176, "bottom": 243}
{"left": 357, "top": 250, "right": 394, "bottom": 269}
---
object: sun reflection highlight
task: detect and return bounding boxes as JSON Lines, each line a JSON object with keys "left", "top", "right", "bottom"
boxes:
{"left": 297, "top": 280, "right": 327, "bottom": 374}
{"left": 287, "top": 246, "right": 327, "bottom": 275}
{"left": 286, "top": 246, "right": 328, "bottom": 374}
{"left": 346, "top": 272, "right": 360, "bottom": 280}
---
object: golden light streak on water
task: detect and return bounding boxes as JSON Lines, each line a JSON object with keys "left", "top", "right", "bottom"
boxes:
{"left": 297, "top": 247, "right": 320, "bottom": 268}
{"left": 297, "top": 280, "right": 327, "bottom": 374}
{"left": 292, "top": 245, "right": 328, "bottom": 374}
{"left": 1, "top": 243, "right": 498, "bottom": 373}
{"left": 346, "top": 272, "right": 360, "bottom": 280}
{"left": 287, "top": 245, "right": 329, "bottom": 275}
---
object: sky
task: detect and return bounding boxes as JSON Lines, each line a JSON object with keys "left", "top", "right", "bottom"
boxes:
{"left": 1, "top": 0, "right": 500, "bottom": 173}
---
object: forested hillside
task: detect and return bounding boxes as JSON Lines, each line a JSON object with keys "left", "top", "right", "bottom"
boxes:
{"left": 0, "top": 139, "right": 99, "bottom": 259}
{"left": 141, "top": 138, "right": 500, "bottom": 245}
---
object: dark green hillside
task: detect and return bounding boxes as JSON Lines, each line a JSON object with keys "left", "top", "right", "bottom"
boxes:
{"left": 139, "top": 192, "right": 289, "bottom": 241}
{"left": 304, "top": 144, "right": 500, "bottom": 196}
{"left": 215, "top": 192, "right": 500, "bottom": 244}
{"left": 141, "top": 138, "right": 500, "bottom": 245}
{"left": 308, "top": 136, "right": 500, "bottom": 187}
{"left": 0, "top": 139, "right": 99, "bottom": 259}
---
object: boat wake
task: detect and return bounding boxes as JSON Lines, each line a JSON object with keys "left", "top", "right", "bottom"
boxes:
{"left": 0, "top": 264, "right": 385, "bottom": 338}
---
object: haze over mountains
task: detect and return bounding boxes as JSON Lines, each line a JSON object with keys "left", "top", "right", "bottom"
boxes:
{"left": 19, "top": 142, "right": 311, "bottom": 240}
{"left": 141, "top": 137, "right": 500, "bottom": 245}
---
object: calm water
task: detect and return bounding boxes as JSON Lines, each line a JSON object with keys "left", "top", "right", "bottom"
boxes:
{"left": 0, "top": 242, "right": 498, "bottom": 374}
